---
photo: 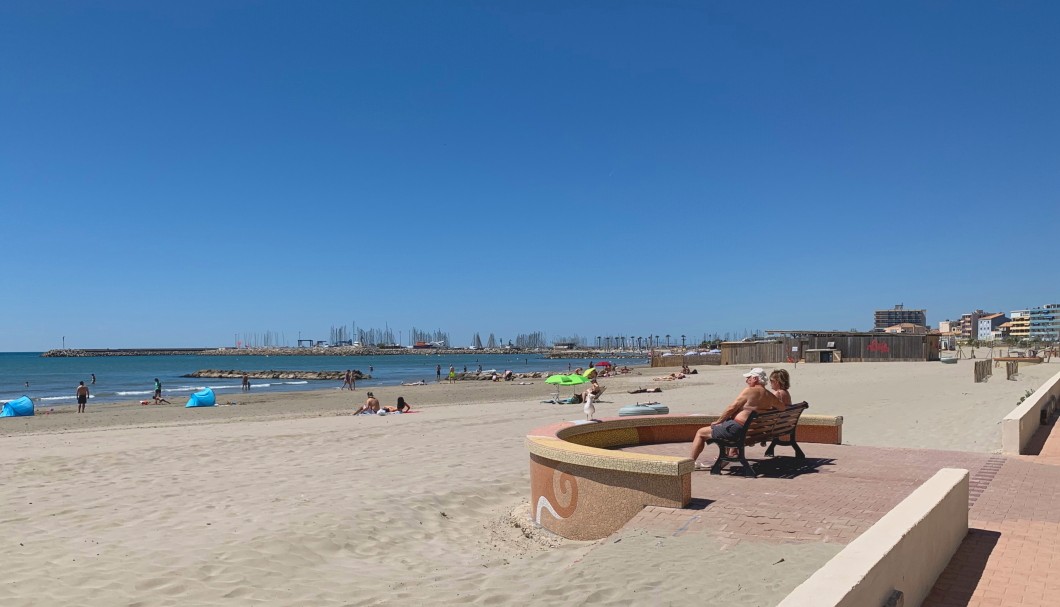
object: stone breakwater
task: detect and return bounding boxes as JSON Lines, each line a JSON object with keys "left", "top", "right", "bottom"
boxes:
{"left": 42, "top": 347, "right": 645, "bottom": 358}
{"left": 184, "top": 370, "right": 369, "bottom": 380}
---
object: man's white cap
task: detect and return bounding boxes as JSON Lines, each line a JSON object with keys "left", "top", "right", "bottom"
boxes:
{"left": 742, "top": 367, "right": 767, "bottom": 383}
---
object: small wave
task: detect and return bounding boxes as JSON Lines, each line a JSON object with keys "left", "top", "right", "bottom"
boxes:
{"left": 39, "top": 395, "right": 78, "bottom": 402}
{"left": 116, "top": 390, "right": 153, "bottom": 396}
{"left": 283, "top": 381, "right": 308, "bottom": 385}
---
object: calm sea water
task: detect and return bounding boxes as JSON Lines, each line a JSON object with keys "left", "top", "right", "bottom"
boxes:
{"left": 0, "top": 352, "right": 646, "bottom": 408}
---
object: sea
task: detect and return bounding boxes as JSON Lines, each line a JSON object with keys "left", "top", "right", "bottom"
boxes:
{"left": 0, "top": 352, "right": 647, "bottom": 408}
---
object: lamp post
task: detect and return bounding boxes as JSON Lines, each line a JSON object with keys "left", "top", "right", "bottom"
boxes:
{"left": 681, "top": 335, "right": 686, "bottom": 348}
{"left": 666, "top": 334, "right": 671, "bottom": 347}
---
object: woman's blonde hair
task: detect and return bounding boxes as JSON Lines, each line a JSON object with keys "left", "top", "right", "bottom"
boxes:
{"left": 769, "top": 369, "right": 790, "bottom": 389}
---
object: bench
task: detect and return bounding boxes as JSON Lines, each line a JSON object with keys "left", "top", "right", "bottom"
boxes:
{"left": 708, "top": 402, "right": 810, "bottom": 477}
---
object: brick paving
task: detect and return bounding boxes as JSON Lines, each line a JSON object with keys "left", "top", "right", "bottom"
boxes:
{"left": 924, "top": 417, "right": 1060, "bottom": 607}
{"left": 618, "top": 442, "right": 993, "bottom": 544}
{"left": 616, "top": 430, "right": 1060, "bottom": 607}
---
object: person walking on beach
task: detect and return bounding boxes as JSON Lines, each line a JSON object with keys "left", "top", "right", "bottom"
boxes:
{"left": 448, "top": 365, "right": 456, "bottom": 384}
{"left": 436, "top": 364, "right": 442, "bottom": 382}
{"left": 153, "top": 378, "right": 171, "bottom": 405}
{"left": 76, "top": 381, "right": 89, "bottom": 413}
{"left": 342, "top": 370, "right": 353, "bottom": 391}
{"left": 242, "top": 373, "right": 251, "bottom": 392}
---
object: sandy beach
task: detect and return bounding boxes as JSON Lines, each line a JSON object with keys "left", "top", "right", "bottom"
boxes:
{"left": 2, "top": 355, "right": 1056, "bottom": 606}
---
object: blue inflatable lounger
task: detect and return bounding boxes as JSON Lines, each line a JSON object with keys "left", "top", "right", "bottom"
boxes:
{"left": 186, "top": 388, "right": 216, "bottom": 408}
{"left": 1, "top": 396, "right": 35, "bottom": 417}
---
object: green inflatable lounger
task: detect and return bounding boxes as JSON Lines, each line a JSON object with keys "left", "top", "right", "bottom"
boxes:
{"left": 1, "top": 396, "right": 34, "bottom": 417}
{"left": 618, "top": 402, "right": 668, "bottom": 416}
{"left": 186, "top": 388, "right": 217, "bottom": 408}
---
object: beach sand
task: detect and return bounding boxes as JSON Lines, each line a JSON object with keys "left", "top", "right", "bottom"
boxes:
{"left": 2, "top": 355, "right": 1055, "bottom": 605}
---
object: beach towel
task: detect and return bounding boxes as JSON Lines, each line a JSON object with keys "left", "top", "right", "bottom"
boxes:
{"left": 0, "top": 396, "right": 34, "bottom": 417}
{"left": 185, "top": 388, "right": 216, "bottom": 408}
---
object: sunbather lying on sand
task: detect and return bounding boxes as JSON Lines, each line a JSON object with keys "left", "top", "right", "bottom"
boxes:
{"left": 380, "top": 397, "right": 412, "bottom": 413}
{"left": 628, "top": 387, "right": 663, "bottom": 394}
{"left": 653, "top": 372, "right": 686, "bottom": 381}
{"left": 401, "top": 380, "right": 427, "bottom": 386}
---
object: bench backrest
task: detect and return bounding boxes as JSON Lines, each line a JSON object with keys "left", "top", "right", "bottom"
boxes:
{"left": 742, "top": 402, "right": 810, "bottom": 444}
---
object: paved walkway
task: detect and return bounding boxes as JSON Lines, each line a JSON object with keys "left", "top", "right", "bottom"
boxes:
{"left": 924, "top": 417, "right": 1060, "bottom": 607}
{"left": 617, "top": 423, "right": 1060, "bottom": 607}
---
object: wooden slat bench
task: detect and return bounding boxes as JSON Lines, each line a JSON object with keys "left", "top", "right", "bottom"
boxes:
{"left": 708, "top": 401, "right": 810, "bottom": 477}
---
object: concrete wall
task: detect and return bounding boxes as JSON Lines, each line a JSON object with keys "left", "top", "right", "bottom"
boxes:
{"left": 1001, "top": 369, "right": 1060, "bottom": 455}
{"left": 778, "top": 468, "right": 969, "bottom": 607}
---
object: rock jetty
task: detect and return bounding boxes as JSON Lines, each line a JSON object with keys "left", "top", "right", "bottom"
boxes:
{"left": 184, "top": 370, "right": 369, "bottom": 380}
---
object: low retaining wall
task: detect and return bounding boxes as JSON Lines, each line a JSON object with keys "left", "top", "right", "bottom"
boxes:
{"left": 778, "top": 468, "right": 969, "bottom": 607}
{"left": 1001, "top": 369, "right": 1060, "bottom": 455}
{"left": 526, "top": 413, "right": 844, "bottom": 540}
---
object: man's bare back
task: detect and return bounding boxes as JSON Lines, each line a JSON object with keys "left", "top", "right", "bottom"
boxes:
{"left": 728, "top": 384, "right": 783, "bottom": 425}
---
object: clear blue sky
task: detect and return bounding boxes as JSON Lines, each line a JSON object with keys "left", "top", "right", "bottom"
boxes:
{"left": 2, "top": 2, "right": 1057, "bottom": 350}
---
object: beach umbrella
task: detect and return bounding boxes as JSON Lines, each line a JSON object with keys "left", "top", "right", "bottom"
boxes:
{"left": 545, "top": 374, "right": 590, "bottom": 386}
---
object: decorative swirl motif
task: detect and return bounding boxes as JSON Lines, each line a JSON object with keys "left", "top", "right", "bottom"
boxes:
{"left": 535, "top": 466, "right": 578, "bottom": 525}
{"left": 552, "top": 468, "right": 577, "bottom": 513}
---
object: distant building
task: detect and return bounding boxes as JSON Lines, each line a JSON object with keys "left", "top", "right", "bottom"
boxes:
{"left": 994, "top": 322, "right": 1012, "bottom": 342}
{"left": 977, "top": 313, "right": 1009, "bottom": 341}
{"left": 883, "top": 323, "right": 928, "bottom": 335}
{"left": 1008, "top": 310, "right": 1030, "bottom": 340}
{"left": 1029, "top": 304, "right": 1060, "bottom": 342}
{"left": 874, "top": 305, "right": 927, "bottom": 331}
{"left": 938, "top": 320, "right": 958, "bottom": 333}
{"left": 939, "top": 330, "right": 960, "bottom": 350}
{"left": 960, "top": 310, "right": 985, "bottom": 340}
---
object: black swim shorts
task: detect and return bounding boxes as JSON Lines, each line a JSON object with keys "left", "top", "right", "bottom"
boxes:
{"left": 711, "top": 419, "right": 743, "bottom": 442}
{"left": 77, "top": 395, "right": 88, "bottom": 405}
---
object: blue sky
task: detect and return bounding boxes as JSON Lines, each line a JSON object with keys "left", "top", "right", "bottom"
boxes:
{"left": 2, "top": 2, "right": 1057, "bottom": 350}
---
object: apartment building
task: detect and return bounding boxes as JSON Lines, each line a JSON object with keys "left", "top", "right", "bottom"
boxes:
{"left": 977, "top": 313, "right": 1009, "bottom": 341}
{"left": 874, "top": 305, "right": 927, "bottom": 331}
{"left": 960, "top": 310, "right": 985, "bottom": 339}
{"left": 1007, "top": 310, "right": 1030, "bottom": 339}
{"left": 1029, "top": 304, "right": 1060, "bottom": 342}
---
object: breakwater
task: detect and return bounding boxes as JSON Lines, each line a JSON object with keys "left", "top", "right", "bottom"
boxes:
{"left": 184, "top": 370, "right": 370, "bottom": 380}
{"left": 42, "top": 347, "right": 646, "bottom": 358}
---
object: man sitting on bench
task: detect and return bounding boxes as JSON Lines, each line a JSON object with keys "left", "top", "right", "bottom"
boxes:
{"left": 689, "top": 367, "right": 784, "bottom": 470}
